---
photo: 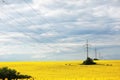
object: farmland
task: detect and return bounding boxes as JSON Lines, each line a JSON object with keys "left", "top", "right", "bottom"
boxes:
{"left": 0, "top": 60, "right": 120, "bottom": 80}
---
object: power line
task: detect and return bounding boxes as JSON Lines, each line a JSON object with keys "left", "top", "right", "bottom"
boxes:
{"left": 2, "top": 0, "right": 62, "bottom": 49}
{"left": 23, "top": 0, "right": 51, "bottom": 24}
{"left": 23, "top": 0, "right": 58, "bottom": 32}
{"left": 2, "top": 1, "right": 35, "bottom": 25}
{"left": 0, "top": 7, "right": 40, "bottom": 43}
{"left": 1, "top": 0, "right": 57, "bottom": 44}
{"left": 0, "top": 2, "right": 57, "bottom": 49}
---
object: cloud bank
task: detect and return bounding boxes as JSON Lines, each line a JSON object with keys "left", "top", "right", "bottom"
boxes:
{"left": 0, "top": 0, "right": 120, "bottom": 61}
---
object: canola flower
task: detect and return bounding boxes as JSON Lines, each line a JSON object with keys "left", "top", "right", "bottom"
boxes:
{"left": 0, "top": 60, "right": 119, "bottom": 80}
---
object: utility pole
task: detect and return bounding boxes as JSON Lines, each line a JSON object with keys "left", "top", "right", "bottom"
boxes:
{"left": 86, "top": 40, "right": 89, "bottom": 58}
{"left": 95, "top": 48, "right": 97, "bottom": 59}
{"left": 83, "top": 40, "right": 96, "bottom": 65}
{"left": 99, "top": 52, "right": 101, "bottom": 59}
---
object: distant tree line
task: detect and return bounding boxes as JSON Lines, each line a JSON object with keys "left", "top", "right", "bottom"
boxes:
{"left": 0, "top": 67, "right": 32, "bottom": 80}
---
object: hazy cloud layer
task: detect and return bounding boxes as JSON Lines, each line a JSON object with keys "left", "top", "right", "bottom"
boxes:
{"left": 0, "top": 0, "right": 120, "bottom": 61}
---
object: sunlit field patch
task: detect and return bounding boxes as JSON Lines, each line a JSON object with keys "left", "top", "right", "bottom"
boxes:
{"left": 0, "top": 60, "right": 120, "bottom": 80}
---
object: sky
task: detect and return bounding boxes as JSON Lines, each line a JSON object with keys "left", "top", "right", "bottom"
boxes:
{"left": 0, "top": 0, "right": 120, "bottom": 61}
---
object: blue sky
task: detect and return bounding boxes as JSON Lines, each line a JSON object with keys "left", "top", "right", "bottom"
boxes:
{"left": 0, "top": 0, "right": 120, "bottom": 61}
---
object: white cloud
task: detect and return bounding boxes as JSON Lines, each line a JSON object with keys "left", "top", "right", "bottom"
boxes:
{"left": 92, "top": 5, "right": 120, "bottom": 18}
{"left": 112, "top": 25, "right": 120, "bottom": 31}
{"left": 40, "top": 31, "right": 59, "bottom": 38}
{"left": 0, "top": 0, "right": 120, "bottom": 60}
{"left": 28, "top": 24, "right": 52, "bottom": 30}
{"left": 0, "top": 32, "right": 27, "bottom": 38}
{"left": 108, "top": 7, "right": 120, "bottom": 18}
{"left": 92, "top": 5, "right": 108, "bottom": 17}
{"left": 0, "top": 32, "right": 30, "bottom": 44}
{"left": 32, "top": 55, "right": 46, "bottom": 59}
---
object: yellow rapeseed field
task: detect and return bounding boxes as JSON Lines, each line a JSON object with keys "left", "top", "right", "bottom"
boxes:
{"left": 0, "top": 60, "right": 120, "bottom": 80}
